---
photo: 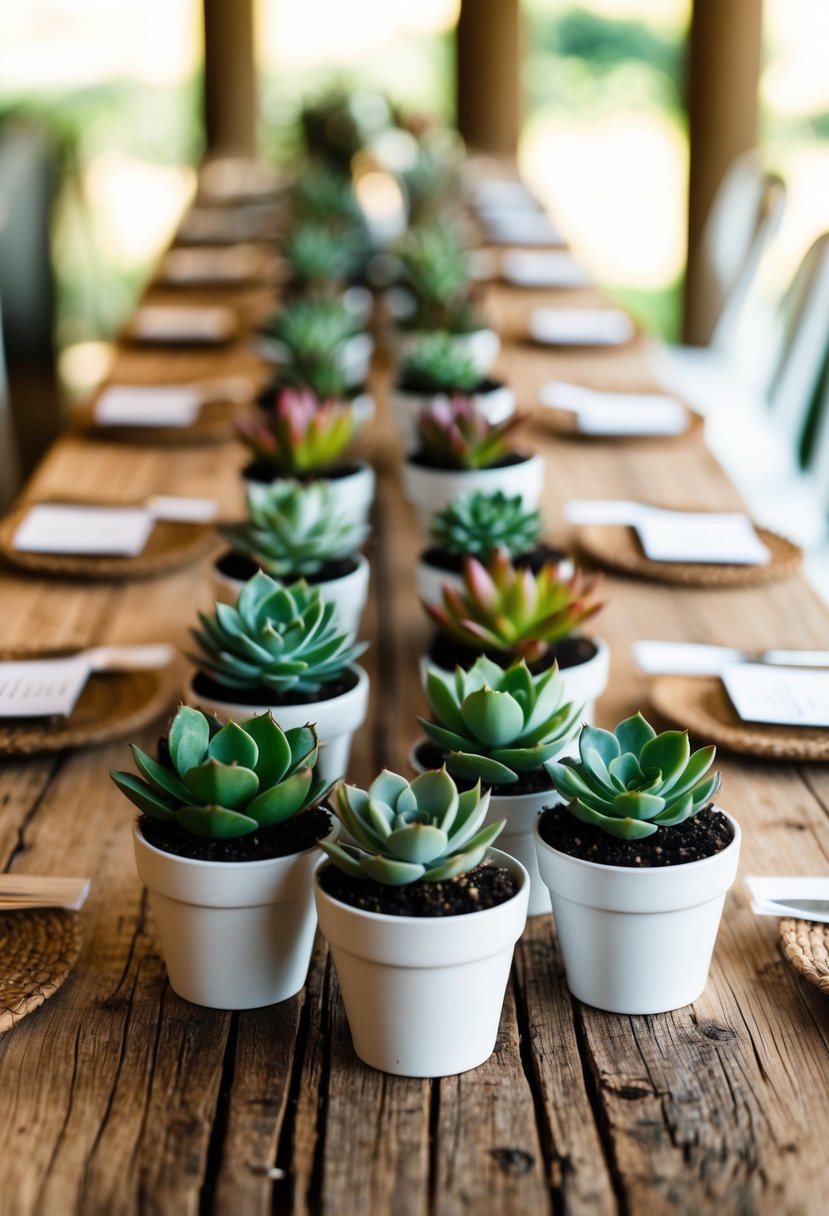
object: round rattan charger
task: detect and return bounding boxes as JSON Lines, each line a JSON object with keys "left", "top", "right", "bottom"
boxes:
{"left": 0, "top": 909, "right": 82, "bottom": 1033}
{"left": 779, "top": 919, "right": 829, "bottom": 996}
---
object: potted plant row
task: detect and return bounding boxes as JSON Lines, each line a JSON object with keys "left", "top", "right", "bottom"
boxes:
{"left": 257, "top": 297, "right": 374, "bottom": 392}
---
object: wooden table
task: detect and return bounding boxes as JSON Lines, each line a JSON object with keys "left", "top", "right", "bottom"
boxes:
{"left": 1, "top": 200, "right": 827, "bottom": 1216}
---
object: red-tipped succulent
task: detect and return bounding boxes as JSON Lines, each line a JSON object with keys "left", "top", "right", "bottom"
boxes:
{"left": 416, "top": 396, "right": 526, "bottom": 470}
{"left": 237, "top": 387, "right": 357, "bottom": 476}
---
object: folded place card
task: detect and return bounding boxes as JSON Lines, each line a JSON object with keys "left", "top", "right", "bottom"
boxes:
{"left": 159, "top": 246, "right": 258, "bottom": 286}
{"left": 130, "top": 305, "right": 236, "bottom": 344}
{"left": 0, "top": 656, "right": 91, "bottom": 718}
{"left": 145, "top": 495, "right": 219, "bottom": 524}
{"left": 636, "top": 510, "right": 771, "bottom": 565}
{"left": 472, "top": 180, "right": 541, "bottom": 211}
{"left": 501, "top": 251, "right": 591, "bottom": 289}
{"left": 540, "top": 382, "right": 687, "bottom": 435}
{"left": 13, "top": 505, "right": 155, "bottom": 557}
{"left": 529, "top": 308, "right": 635, "bottom": 347}
{"left": 633, "top": 640, "right": 748, "bottom": 676}
{"left": 722, "top": 664, "right": 829, "bottom": 729}
{"left": 94, "top": 385, "right": 204, "bottom": 429}
{"left": 746, "top": 876, "right": 829, "bottom": 923}
{"left": 485, "top": 211, "right": 565, "bottom": 247}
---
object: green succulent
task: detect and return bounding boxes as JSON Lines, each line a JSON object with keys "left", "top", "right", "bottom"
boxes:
{"left": 282, "top": 222, "right": 361, "bottom": 294}
{"left": 221, "top": 481, "right": 369, "bottom": 578}
{"left": 417, "top": 397, "right": 524, "bottom": 470}
{"left": 190, "top": 570, "right": 367, "bottom": 694}
{"left": 419, "top": 656, "right": 581, "bottom": 785}
{"left": 396, "top": 222, "right": 483, "bottom": 334}
{"left": 399, "top": 332, "right": 480, "bottom": 394}
{"left": 401, "top": 142, "right": 461, "bottom": 226}
{"left": 431, "top": 491, "right": 542, "bottom": 559}
{"left": 320, "top": 767, "right": 504, "bottom": 885}
{"left": 423, "top": 547, "right": 604, "bottom": 665}
{"left": 111, "top": 706, "right": 333, "bottom": 839}
{"left": 237, "top": 387, "right": 357, "bottom": 475}
{"left": 291, "top": 162, "right": 365, "bottom": 227}
{"left": 545, "top": 713, "right": 721, "bottom": 841}
{"left": 262, "top": 298, "right": 361, "bottom": 383}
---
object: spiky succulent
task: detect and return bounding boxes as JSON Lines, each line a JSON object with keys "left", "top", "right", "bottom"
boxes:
{"left": 291, "top": 163, "right": 365, "bottom": 228}
{"left": 261, "top": 298, "right": 361, "bottom": 384}
{"left": 111, "top": 706, "right": 333, "bottom": 839}
{"left": 396, "top": 222, "right": 483, "bottom": 334}
{"left": 419, "top": 657, "right": 581, "bottom": 785}
{"left": 399, "top": 332, "right": 480, "bottom": 394}
{"left": 320, "top": 767, "right": 504, "bottom": 885}
{"left": 237, "top": 388, "right": 357, "bottom": 475}
{"left": 417, "top": 397, "right": 524, "bottom": 470}
{"left": 401, "top": 142, "right": 461, "bottom": 226}
{"left": 282, "top": 222, "right": 361, "bottom": 295}
{"left": 430, "top": 491, "right": 542, "bottom": 559}
{"left": 221, "top": 481, "right": 368, "bottom": 577}
{"left": 545, "top": 713, "right": 721, "bottom": 841}
{"left": 190, "top": 570, "right": 367, "bottom": 694}
{"left": 423, "top": 547, "right": 603, "bottom": 665}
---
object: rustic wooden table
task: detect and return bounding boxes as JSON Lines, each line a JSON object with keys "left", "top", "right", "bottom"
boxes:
{"left": 0, "top": 197, "right": 827, "bottom": 1216}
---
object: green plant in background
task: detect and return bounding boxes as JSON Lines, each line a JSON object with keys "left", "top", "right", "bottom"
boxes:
{"left": 222, "top": 481, "right": 369, "bottom": 578}
{"left": 237, "top": 388, "right": 358, "bottom": 475}
{"left": 321, "top": 768, "right": 504, "bottom": 885}
{"left": 298, "top": 88, "right": 393, "bottom": 171}
{"left": 396, "top": 222, "right": 484, "bottom": 334}
{"left": 111, "top": 706, "right": 333, "bottom": 839}
{"left": 399, "top": 332, "right": 481, "bottom": 394}
{"left": 420, "top": 657, "right": 581, "bottom": 785}
{"left": 282, "top": 222, "right": 361, "bottom": 295}
{"left": 261, "top": 297, "right": 364, "bottom": 392}
{"left": 545, "top": 712, "right": 721, "bottom": 841}
{"left": 430, "top": 491, "right": 542, "bottom": 559}
{"left": 417, "top": 397, "right": 524, "bottom": 470}
{"left": 423, "top": 547, "right": 603, "bottom": 664}
{"left": 190, "top": 571, "right": 367, "bottom": 694}
{"left": 401, "top": 138, "right": 462, "bottom": 226}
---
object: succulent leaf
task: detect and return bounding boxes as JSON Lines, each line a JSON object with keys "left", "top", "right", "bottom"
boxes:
{"left": 110, "top": 771, "right": 177, "bottom": 821}
{"left": 168, "top": 706, "right": 210, "bottom": 776}
{"left": 207, "top": 721, "right": 259, "bottom": 769}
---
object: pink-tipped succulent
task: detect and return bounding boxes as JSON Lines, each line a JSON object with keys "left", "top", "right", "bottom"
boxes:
{"left": 423, "top": 546, "right": 604, "bottom": 664}
{"left": 237, "top": 387, "right": 357, "bottom": 476}
{"left": 417, "top": 396, "right": 525, "bottom": 470}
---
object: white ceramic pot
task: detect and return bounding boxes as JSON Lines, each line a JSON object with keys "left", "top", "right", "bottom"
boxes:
{"left": 403, "top": 453, "right": 544, "bottom": 532}
{"left": 133, "top": 818, "right": 336, "bottom": 1009}
{"left": 256, "top": 331, "right": 375, "bottom": 388}
{"left": 314, "top": 847, "right": 529, "bottom": 1076}
{"left": 394, "top": 327, "right": 500, "bottom": 377}
{"left": 533, "top": 810, "right": 741, "bottom": 1014}
{"left": 416, "top": 551, "right": 575, "bottom": 608}
{"left": 390, "top": 382, "right": 516, "bottom": 452}
{"left": 212, "top": 552, "right": 370, "bottom": 639}
{"left": 184, "top": 663, "right": 370, "bottom": 784}
{"left": 244, "top": 461, "right": 376, "bottom": 529}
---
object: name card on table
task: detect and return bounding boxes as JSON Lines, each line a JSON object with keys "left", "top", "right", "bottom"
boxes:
{"left": 501, "top": 251, "right": 591, "bottom": 289}
{"left": 129, "top": 305, "right": 237, "bottom": 345}
{"left": 13, "top": 505, "right": 155, "bottom": 557}
{"left": 0, "top": 656, "right": 91, "bottom": 718}
{"left": 159, "top": 245, "right": 259, "bottom": 286}
{"left": 565, "top": 501, "right": 771, "bottom": 565}
{"left": 94, "top": 385, "right": 204, "bottom": 429}
{"left": 722, "top": 664, "right": 829, "bottom": 729}
{"left": 540, "top": 382, "right": 688, "bottom": 436}
{"left": 529, "top": 309, "right": 635, "bottom": 347}
{"left": 483, "top": 211, "right": 565, "bottom": 248}
{"left": 746, "top": 876, "right": 829, "bottom": 923}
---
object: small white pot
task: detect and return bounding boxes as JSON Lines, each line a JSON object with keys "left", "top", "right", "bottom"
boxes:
{"left": 184, "top": 663, "right": 370, "bottom": 784}
{"left": 534, "top": 810, "right": 741, "bottom": 1014}
{"left": 256, "top": 331, "right": 375, "bottom": 388}
{"left": 390, "top": 382, "right": 516, "bottom": 452}
{"left": 416, "top": 550, "right": 575, "bottom": 608}
{"left": 393, "top": 326, "right": 501, "bottom": 377}
{"left": 133, "top": 818, "right": 336, "bottom": 1009}
{"left": 244, "top": 460, "right": 376, "bottom": 529}
{"left": 212, "top": 552, "right": 370, "bottom": 639}
{"left": 403, "top": 453, "right": 544, "bottom": 532}
{"left": 314, "top": 847, "right": 529, "bottom": 1076}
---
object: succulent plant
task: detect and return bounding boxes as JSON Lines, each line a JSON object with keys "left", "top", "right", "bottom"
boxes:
{"left": 261, "top": 298, "right": 361, "bottom": 388}
{"left": 430, "top": 491, "right": 542, "bottom": 559}
{"left": 401, "top": 142, "right": 461, "bottom": 226}
{"left": 320, "top": 767, "right": 504, "bottom": 885}
{"left": 419, "top": 657, "right": 581, "bottom": 785}
{"left": 237, "top": 388, "right": 357, "bottom": 476}
{"left": 111, "top": 706, "right": 333, "bottom": 839}
{"left": 399, "top": 332, "right": 480, "bottom": 394}
{"left": 545, "top": 713, "right": 721, "bottom": 841}
{"left": 221, "top": 481, "right": 369, "bottom": 578}
{"left": 282, "top": 222, "right": 361, "bottom": 295}
{"left": 417, "top": 397, "right": 524, "bottom": 470}
{"left": 190, "top": 570, "right": 367, "bottom": 694}
{"left": 396, "top": 222, "right": 483, "bottom": 334}
{"left": 423, "top": 547, "right": 603, "bottom": 665}
{"left": 291, "top": 162, "right": 365, "bottom": 228}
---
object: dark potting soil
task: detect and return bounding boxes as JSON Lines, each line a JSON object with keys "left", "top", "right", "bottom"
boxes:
{"left": 413, "top": 739, "right": 556, "bottom": 795}
{"left": 191, "top": 667, "right": 358, "bottom": 708}
{"left": 427, "top": 632, "right": 598, "bottom": 675}
{"left": 216, "top": 550, "right": 358, "bottom": 586}
{"left": 396, "top": 372, "right": 501, "bottom": 396}
{"left": 420, "top": 542, "right": 569, "bottom": 577}
{"left": 242, "top": 459, "right": 363, "bottom": 485}
{"left": 538, "top": 804, "right": 734, "bottom": 868}
{"left": 139, "top": 804, "right": 333, "bottom": 863}
{"left": 407, "top": 450, "right": 528, "bottom": 473}
{"left": 317, "top": 860, "right": 518, "bottom": 917}
{"left": 256, "top": 380, "right": 367, "bottom": 409}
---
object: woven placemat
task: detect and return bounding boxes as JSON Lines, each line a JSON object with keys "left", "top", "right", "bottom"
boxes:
{"left": 577, "top": 523, "right": 801, "bottom": 588}
{"left": 0, "top": 505, "right": 222, "bottom": 581}
{"left": 0, "top": 909, "right": 82, "bottom": 1034}
{"left": 650, "top": 675, "right": 829, "bottom": 761}
{"left": 537, "top": 405, "right": 705, "bottom": 444}
{"left": 76, "top": 398, "right": 236, "bottom": 448}
{"left": 779, "top": 918, "right": 829, "bottom": 996}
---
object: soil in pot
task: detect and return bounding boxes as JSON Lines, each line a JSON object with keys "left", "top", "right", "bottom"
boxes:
{"left": 317, "top": 860, "right": 518, "bottom": 917}
{"left": 256, "top": 379, "right": 368, "bottom": 409}
{"left": 420, "top": 542, "right": 569, "bottom": 578}
{"left": 396, "top": 372, "right": 503, "bottom": 397}
{"left": 190, "top": 667, "right": 358, "bottom": 708}
{"left": 243, "top": 459, "right": 365, "bottom": 485}
{"left": 427, "top": 632, "right": 598, "bottom": 675}
{"left": 538, "top": 805, "right": 734, "bottom": 868}
{"left": 407, "top": 450, "right": 528, "bottom": 473}
{"left": 413, "top": 739, "right": 556, "bottom": 796}
{"left": 138, "top": 805, "right": 333, "bottom": 863}
{"left": 216, "top": 550, "right": 358, "bottom": 586}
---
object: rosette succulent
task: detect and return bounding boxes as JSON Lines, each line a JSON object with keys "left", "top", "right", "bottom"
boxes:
{"left": 396, "top": 222, "right": 483, "bottom": 334}
{"left": 545, "top": 713, "right": 721, "bottom": 841}
{"left": 430, "top": 491, "right": 542, "bottom": 559}
{"left": 417, "top": 397, "right": 524, "bottom": 470}
{"left": 399, "top": 332, "right": 480, "bottom": 395}
{"left": 222, "top": 481, "right": 368, "bottom": 578}
{"left": 423, "top": 547, "right": 603, "bottom": 664}
{"left": 238, "top": 388, "right": 357, "bottom": 475}
{"left": 419, "top": 657, "right": 581, "bottom": 785}
{"left": 111, "top": 706, "right": 333, "bottom": 839}
{"left": 321, "top": 768, "right": 505, "bottom": 885}
{"left": 282, "top": 222, "right": 361, "bottom": 296}
{"left": 291, "top": 163, "right": 365, "bottom": 228}
{"left": 190, "top": 570, "right": 367, "bottom": 694}
{"left": 261, "top": 298, "right": 361, "bottom": 387}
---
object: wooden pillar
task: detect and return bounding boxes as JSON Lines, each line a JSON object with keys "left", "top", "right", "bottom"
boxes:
{"left": 202, "top": 0, "right": 258, "bottom": 154}
{"left": 683, "top": 0, "right": 763, "bottom": 344}
{"left": 456, "top": 0, "right": 522, "bottom": 157}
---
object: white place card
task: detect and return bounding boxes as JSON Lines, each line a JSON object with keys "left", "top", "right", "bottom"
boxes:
{"left": 94, "top": 385, "right": 204, "bottom": 429}
{"left": 13, "top": 505, "right": 154, "bottom": 557}
{"left": 0, "top": 656, "right": 90, "bottom": 718}
{"left": 146, "top": 495, "right": 219, "bottom": 524}
{"left": 485, "top": 211, "right": 565, "bottom": 247}
{"left": 130, "top": 305, "right": 236, "bottom": 344}
{"left": 502, "top": 251, "right": 591, "bottom": 289}
{"left": 633, "top": 640, "right": 748, "bottom": 676}
{"left": 723, "top": 664, "right": 829, "bottom": 729}
{"left": 159, "top": 246, "right": 258, "bottom": 286}
{"left": 529, "top": 308, "right": 635, "bottom": 347}
{"left": 636, "top": 510, "right": 770, "bottom": 565}
{"left": 746, "top": 876, "right": 829, "bottom": 923}
{"left": 472, "top": 180, "right": 541, "bottom": 211}
{"left": 541, "top": 382, "right": 688, "bottom": 436}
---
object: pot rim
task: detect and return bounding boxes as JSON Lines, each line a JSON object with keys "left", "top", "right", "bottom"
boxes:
{"left": 133, "top": 813, "right": 338, "bottom": 874}
{"left": 392, "top": 378, "right": 512, "bottom": 401}
{"left": 213, "top": 549, "right": 369, "bottom": 592}
{"left": 405, "top": 450, "right": 542, "bottom": 476}
{"left": 184, "top": 661, "right": 370, "bottom": 717}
